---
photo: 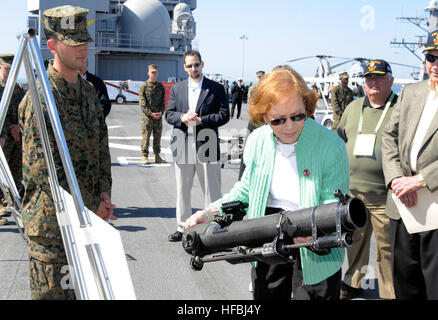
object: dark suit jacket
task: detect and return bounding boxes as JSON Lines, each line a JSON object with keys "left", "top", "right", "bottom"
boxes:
{"left": 231, "top": 84, "right": 244, "bottom": 103}
{"left": 165, "top": 76, "right": 230, "bottom": 162}
{"left": 85, "top": 71, "right": 112, "bottom": 118}
{"left": 382, "top": 80, "right": 438, "bottom": 219}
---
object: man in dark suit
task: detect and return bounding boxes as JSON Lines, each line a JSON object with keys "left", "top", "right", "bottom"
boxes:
{"left": 382, "top": 29, "right": 438, "bottom": 299}
{"left": 231, "top": 79, "right": 245, "bottom": 119}
{"left": 165, "top": 50, "right": 230, "bottom": 242}
{"left": 79, "top": 59, "right": 112, "bottom": 118}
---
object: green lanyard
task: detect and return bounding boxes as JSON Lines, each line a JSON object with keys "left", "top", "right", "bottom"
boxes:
{"left": 357, "top": 92, "right": 395, "bottom": 134}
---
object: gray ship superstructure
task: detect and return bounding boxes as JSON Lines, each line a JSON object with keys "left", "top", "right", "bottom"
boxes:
{"left": 391, "top": 0, "right": 438, "bottom": 80}
{"left": 27, "top": 0, "right": 197, "bottom": 82}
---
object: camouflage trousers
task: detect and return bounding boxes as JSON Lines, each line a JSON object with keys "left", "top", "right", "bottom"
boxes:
{"left": 331, "top": 115, "right": 341, "bottom": 132}
{"left": 3, "top": 139, "right": 22, "bottom": 181}
{"left": 27, "top": 236, "right": 75, "bottom": 300}
{"left": 141, "top": 118, "right": 163, "bottom": 155}
{"left": 0, "top": 139, "right": 22, "bottom": 200}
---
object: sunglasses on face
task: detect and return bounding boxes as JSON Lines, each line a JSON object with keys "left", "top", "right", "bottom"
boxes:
{"left": 425, "top": 54, "right": 438, "bottom": 64}
{"left": 185, "top": 63, "right": 201, "bottom": 69}
{"left": 269, "top": 113, "right": 307, "bottom": 126}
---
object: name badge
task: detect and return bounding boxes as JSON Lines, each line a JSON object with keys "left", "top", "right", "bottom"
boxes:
{"left": 352, "top": 92, "right": 394, "bottom": 158}
{"left": 353, "top": 133, "right": 376, "bottom": 157}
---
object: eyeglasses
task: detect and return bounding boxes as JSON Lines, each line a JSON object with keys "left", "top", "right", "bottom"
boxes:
{"left": 425, "top": 54, "right": 438, "bottom": 64}
{"left": 185, "top": 63, "right": 201, "bottom": 69}
{"left": 269, "top": 113, "right": 307, "bottom": 126}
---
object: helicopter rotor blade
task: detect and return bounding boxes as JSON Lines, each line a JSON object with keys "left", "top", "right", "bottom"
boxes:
{"left": 386, "top": 61, "right": 421, "bottom": 69}
{"left": 287, "top": 56, "right": 319, "bottom": 63}
{"left": 331, "top": 59, "right": 356, "bottom": 69}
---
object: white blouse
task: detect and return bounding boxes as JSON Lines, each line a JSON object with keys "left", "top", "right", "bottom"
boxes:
{"left": 267, "top": 140, "right": 300, "bottom": 211}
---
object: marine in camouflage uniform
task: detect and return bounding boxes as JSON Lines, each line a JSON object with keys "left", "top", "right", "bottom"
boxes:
{"left": 18, "top": 5, "right": 112, "bottom": 300}
{"left": 0, "top": 54, "right": 25, "bottom": 224}
{"left": 247, "top": 70, "right": 265, "bottom": 103}
{"left": 331, "top": 72, "right": 354, "bottom": 132}
{"left": 139, "top": 64, "right": 166, "bottom": 164}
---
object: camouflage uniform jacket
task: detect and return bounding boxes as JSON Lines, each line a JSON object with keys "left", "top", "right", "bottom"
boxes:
{"left": 19, "top": 61, "right": 112, "bottom": 245}
{"left": 139, "top": 81, "right": 165, "bottom": 119}
{"left": 331, "top": 84, "right": 354, "bottom": 119}
{"left": 0, "top": 81, "right": 25, "bottom": 140}
{"left": 248, "top": 83, "right": 258, "bottom": 103}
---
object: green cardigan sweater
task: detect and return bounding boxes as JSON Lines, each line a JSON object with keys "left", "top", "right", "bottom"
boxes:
{"left": 212, "top": 118, "right": 350, "bottom": 285}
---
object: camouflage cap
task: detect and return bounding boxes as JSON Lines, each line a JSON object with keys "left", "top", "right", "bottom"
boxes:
{"left": 339, "top": 72, "right": 349, "bottom": 79}
{"left": 148, "top": 64, "right": 159, "bottom": 72}
{"left": 256, "top": 71, "right": 265, "bottom": 77}
{"left": 43, "top": 5, "right": 93, "bottom": 47}
{"left": 423, "top": 28, "right": 438, "bottom": 53}
{"left": 0, "top": 54, "right": 14, "bottom": 68}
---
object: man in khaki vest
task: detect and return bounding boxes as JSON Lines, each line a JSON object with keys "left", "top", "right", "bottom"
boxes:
{"left": 337, "top": 60, "right": 396, "bottom": 300}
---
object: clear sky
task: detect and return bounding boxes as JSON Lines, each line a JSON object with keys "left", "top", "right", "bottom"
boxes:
{"left": 0, "top": 0, "right": 430, "bottom": 82}
{"left": 193, "top": 0, "right": 429, "bottom": 82}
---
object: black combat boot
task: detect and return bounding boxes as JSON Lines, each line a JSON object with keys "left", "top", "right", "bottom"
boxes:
{"left": 154, "top": 153, "right": 167, "bottom": 164}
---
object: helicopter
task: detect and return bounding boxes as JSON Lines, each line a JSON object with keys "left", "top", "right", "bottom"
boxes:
{"left": 287, "top": 55, "right": 421, "bottom": 97}
{"left": 287, "top": 55, "right": 421, "bottom": 129}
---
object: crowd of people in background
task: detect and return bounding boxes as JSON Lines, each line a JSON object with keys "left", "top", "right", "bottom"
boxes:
{"left": 218, "top": 79, "right": 253, "bottom": 108}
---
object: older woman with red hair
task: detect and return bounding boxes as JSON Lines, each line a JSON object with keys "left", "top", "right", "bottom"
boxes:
{"left": 186, "top": 68, "right": 350, "bottom": 300}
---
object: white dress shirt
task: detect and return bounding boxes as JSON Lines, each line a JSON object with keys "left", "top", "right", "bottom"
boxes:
{"left": 187, "top": 76, "right": 203, "bottom": 134}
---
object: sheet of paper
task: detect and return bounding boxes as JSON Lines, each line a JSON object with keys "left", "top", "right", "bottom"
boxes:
{"left": 392, "top": 188, "right": 438, "bottom": 234}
